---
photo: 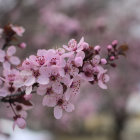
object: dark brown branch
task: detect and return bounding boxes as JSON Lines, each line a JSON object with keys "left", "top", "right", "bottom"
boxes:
{"left": 0, "top": 91, "right": 36, "bottom": 103}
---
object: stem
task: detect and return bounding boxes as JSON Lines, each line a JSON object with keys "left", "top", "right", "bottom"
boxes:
{"left": 2, "top": 40, "right": 10, "bottom": 50}
{"left": 0, "top": 90, "right": 36, "bottom": 103}
{"left": 9, "top": 102, "right": 17, "bottom": 116}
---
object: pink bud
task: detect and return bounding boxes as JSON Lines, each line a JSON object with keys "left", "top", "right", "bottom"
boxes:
{"left": 94, "top": 45, "right": 101, "bottom": 51}
{"left": 13, "top": 117, "right": 26, "bottom": 129}
{"left": 75, "top": 57, "right": 83, "bottom": 67}
{"left": 101, "top": 58, "right": 107, "bottom": 64}
{"left": 110, "top": 56, "right": 115, "bottom": 61}
{"left": 107, "top": 45, "right": 112, "bottom": 50}
{"left": 112, "top": 40, "right": 118, "bottom": 46}
{"left": 19, "top": 42, "right": 27, "bottom": 49}
{"left": 24, "top": 94, "right": 32, "bottom": 100}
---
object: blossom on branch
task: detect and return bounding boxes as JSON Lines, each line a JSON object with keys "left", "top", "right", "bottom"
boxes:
{"left": 0, "top": 24, "right": 128, "bottom": 129}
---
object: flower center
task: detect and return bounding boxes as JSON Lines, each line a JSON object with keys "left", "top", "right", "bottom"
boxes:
{"left": 50, "top": 75, "right": 56, "bottom": 81}
{"left": 57, "top": 99, "right": 63, "bottom": 106}
{"left": 33, "top": 70, "right": 40, "bottom": 78}
{"left": 36, "top": 56, "right": 45, "bottom": 65}
{"left": 8, "top": 86, "right": 15, "bottom": 93}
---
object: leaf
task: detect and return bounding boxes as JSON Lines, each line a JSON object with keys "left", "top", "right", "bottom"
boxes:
{"left": 118, "top": 44, "right": 128, "bottom": 52}
{"left": 14, "top": 96, "right": 33, "bottom": 106}
{"left": 118, "top": 44, "right": 128, "bottom": 56}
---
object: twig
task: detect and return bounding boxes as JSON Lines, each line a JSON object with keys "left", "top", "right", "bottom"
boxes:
{"left": 0, "top": 91, "right": 36, "bottom": 103}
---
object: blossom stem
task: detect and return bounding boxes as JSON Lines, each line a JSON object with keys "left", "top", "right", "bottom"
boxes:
{"left": 0, "top": 91, "right": 36, "bottom": 103}
{"left": 9, "top": 102, "right": 17, "bottom": 116}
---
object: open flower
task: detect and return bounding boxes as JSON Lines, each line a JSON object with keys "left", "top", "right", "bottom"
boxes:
{"left": 10, "top": 24, "right": 25, "bottom": 36}
{"left": 97, "top": 66, "right": 110, "bottom": 89}
{"left": 63, "top": 37, "right": 89, "bottom": 52}
{"left": 0, "top": 46, "right": 20, "bottom": 67}
{"left": 54, "top": 95, "right": 75, "bottom": 119}
{"left": 79, "top": 63, "right": 94, "bottom": 81}
{"left": 14, "top": 70, "right": 35, "bottom": 95}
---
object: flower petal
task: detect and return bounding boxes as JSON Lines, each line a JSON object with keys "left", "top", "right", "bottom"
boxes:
{"left": 7, "top": 46, "right": 16, "bottom": 56}
{"left": 98, "top": 80, "right": 107, "bottom": 89}
{"left": 63, "top": 103, "right": 75, "bottom": 112}
{"left": 24, "top": 76, "right": 35, "bottom": 86}
{"left": 37, "top": 75, "right": 49, "bottom": 85}
{"left": 54, "top": 106, "right": 63, "bottom": 119}
{"left": 9, "top": 56, "right": 20, "bottom": 65}
{"left": 25, "top": 86, "right": 32, "bottom": 95}
{"left": 42, "top": 95, "right": 57, "bottom": 107}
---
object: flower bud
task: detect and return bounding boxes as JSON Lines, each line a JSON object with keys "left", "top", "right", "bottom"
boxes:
{"left": 19, "top": 42, "right": 27, "bottom": 49}
{"left": 101, "top": 58, "right": 107, "bottom": 64}
{"left": 107, "top": 45, "right": 113, "bottom": 51}
{"left": 110, "top": 56, "right": 115, "bottom": 61}
{"left": 94, "top": 45, "right": 101, "bottom": 52}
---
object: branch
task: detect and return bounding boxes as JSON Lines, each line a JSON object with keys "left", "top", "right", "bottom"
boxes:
{"left": 0, "top": 91, "right": 36, "bottom": 103}
{"left": 0, "top": 91, "right": 25, "bottom": 103}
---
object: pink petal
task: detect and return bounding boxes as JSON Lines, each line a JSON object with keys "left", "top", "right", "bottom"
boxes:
{"left": 98, "top": 80, "right": 107, "bottom": 89}
{"left": 104, "top": 74, "right": 110, "bottom": 82}
{"left": 79, "top": 73, "right": 94, "bottom": 81}
{"left": 54, "top": 106, "right": 63, "bottom": 119}
{"left": 75, "top": 57, "right": 83, "bottom": 67}
{"left": 24, "top": 94, "right": 32, "bottom": 100}
{"left": 37, "top": 49, "right": 48, "bottom": 56}
{"left": 20, "top": 110, "right": 28, "bottom": 118}
{"left": 0, "top": 49, "right": 5, "bottom": 57}
{"left": 0, "top": 49, "right": 5, "bottom": 62}
{"left": 76, "top": 51, "right": 85, "bottom": 59}
{"left": 37, "top": 75, "right": 49, "bottom": 85}
{"left": 14, "top": 79, "right": 24, "bottom": 87}
{"left": 3, "top": 62, "right": 11, "bottom": 70}
{"left": 37, "top": 86, "right": 47, "bottom": 96}
{"left": 0, "top": 88, "right": 8, "bottom": 97}
{"left": 63, "top": 103, "right": 75, "bottom": 112}
{"left": 7, "top": 46, "right": 16, "bottom": 56}
{"left": 42, "top": 95, "right": 57, "bottom": 107}
{"left": 25, "top": 86, "right": 32, "bottom": 95}
{"left": 16, "top": 118, "right": 26, "bottom": 129}
{"left": 52, "top": 82, "right": 63, "bottom": 94}
{"left": 92, "top": 55, "right": 100, "bottom": 65}
{"left": 79, "top": 37, "right": 84, "bottom": 44}
{"left": 9, "top": 56, "right": 20, "bottom": 65}
{"left": 65, "top": 89, "right": 71, "bottom": 101}
{"left": 24, "top": 76, "right": 35, "bottom": 86}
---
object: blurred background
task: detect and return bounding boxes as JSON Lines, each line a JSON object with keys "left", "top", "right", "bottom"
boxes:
{"left": 0, "top": 0, "right": 140, "bottom": 140}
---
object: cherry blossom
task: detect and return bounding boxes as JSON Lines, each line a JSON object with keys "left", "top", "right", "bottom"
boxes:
{"left": 0, "top": 24, "right": 127, "bottom": 129}
{"left": 13, "top": 117, "right": 26, "bottom": 130}
{"left": 0, "top": 45, "right": 20, "bottom": 67}
{"left": 10, "top": 24, "right": 25, "bottom": 37}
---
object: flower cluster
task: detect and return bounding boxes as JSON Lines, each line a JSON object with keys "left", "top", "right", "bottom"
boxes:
{"left": 0, "top": 24, "right": 127, "bottom": 129}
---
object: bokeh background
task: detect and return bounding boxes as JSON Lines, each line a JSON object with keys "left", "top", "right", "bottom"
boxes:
{"left": 0, "top": 0, "right": 140, "bottom": 140}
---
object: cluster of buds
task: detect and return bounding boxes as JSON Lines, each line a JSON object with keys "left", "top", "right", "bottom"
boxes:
{"left": 0, "top": 24, "right": 127, "bottom": 129}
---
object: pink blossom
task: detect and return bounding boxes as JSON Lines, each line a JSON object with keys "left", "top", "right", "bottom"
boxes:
{"left": 101, "top": 58, "right": 107, "bottom": 65}
{"left": 10, "top": 24, "right": 25, "bottom": 36}
{"left": 19, "top": 42, "right": 27, "bottom": 49}
{"left": 94, "top": 45, "right": 101, "bottom": 52}
{"left": 53, "top": 95, "right": 75, "bottom": 119}
{"left": 0, "top": 30, "right": 122, "bottom": 129}
{"left": 92, "top": 55, "right": 100, "bottom": 66}
{"left": 0, "top": 68, "right": 19, "bottom": 97}
{"left": 79, "top": 63, "right": 94, "bottom": 81}
{"left": 65, "top": 77, "right": 82, "bottom": 101}
{"left": 107, "top": 45, "right": 113, "bottom": 50}
{"left": 97, "top": 67, "right": 110, "bottom": 89}
{"left": 0, "top": 46, "right": 20, "bottom": 66}
{"left": 13, "top": 117, "right": 26, "bottom": 129}
{"left": 63, "top": 37, "right": 89, "bottom": 52}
